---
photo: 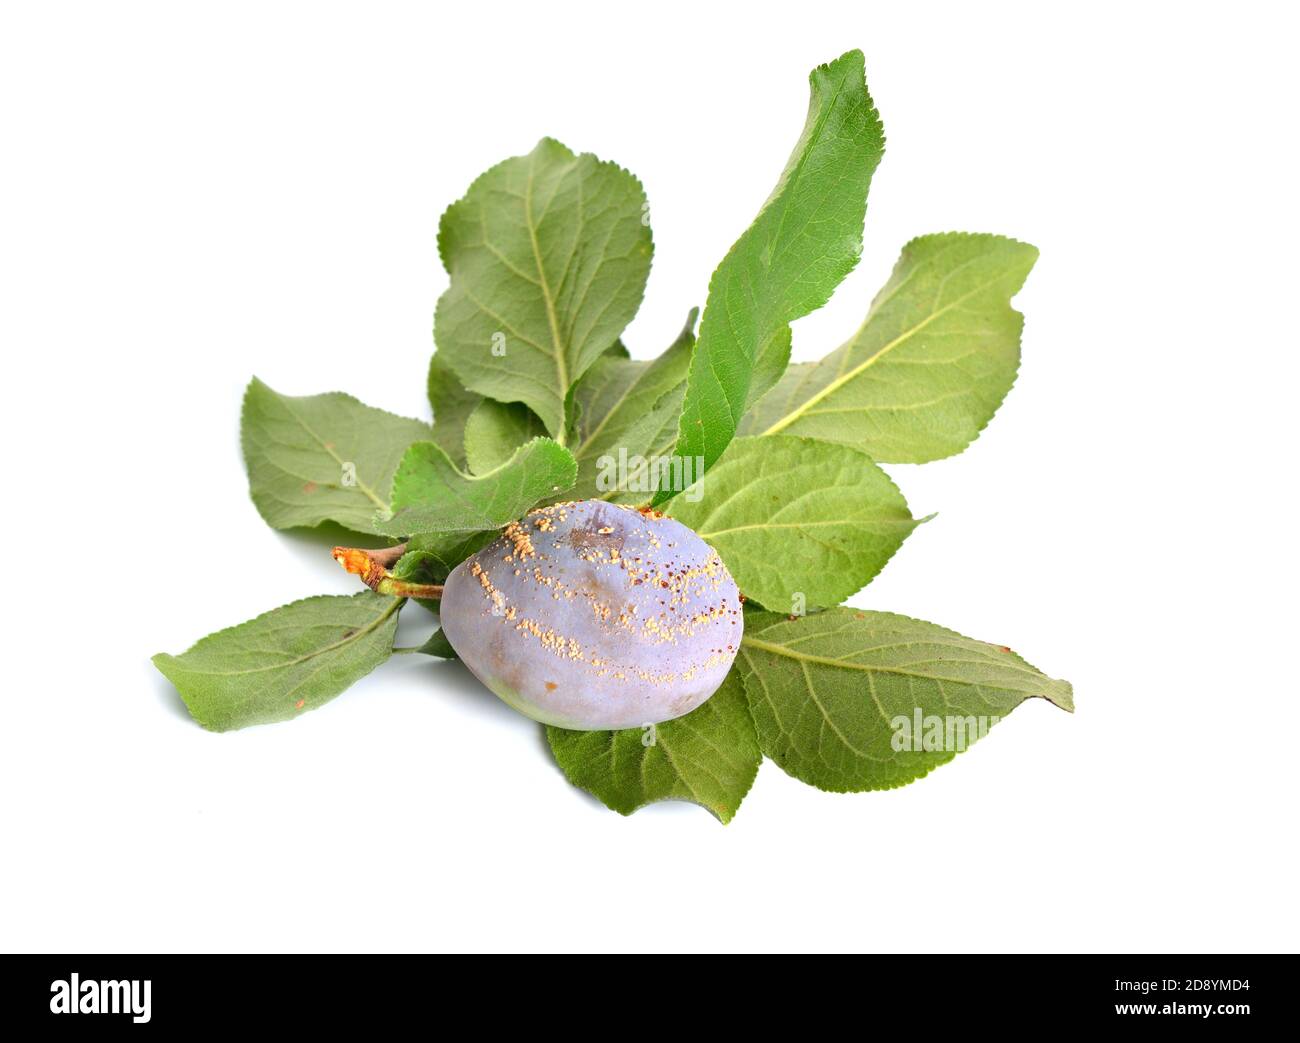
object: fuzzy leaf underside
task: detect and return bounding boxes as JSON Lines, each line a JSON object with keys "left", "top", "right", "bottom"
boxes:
{"left": 545, "top": 670, "right": 760, "bottom": 823}
{"left": 434, "top": 137, "right": 653, "bottom": 438}
{"left": 376, "top": 437, "right": 576, "bottom": 537}
{"left": 241, "top": 377, "right": 431, "bottom": 535}
{"left": 654, "top": 49, "right": 885, "bottom": 502}
{"left": 152, "top": 592, "right": 402, "bottom": 731}
{"left": 665, "top": 435, "right": 919, "bottom": 609}
{"left": 737, "top": 609, "right": 1073, "bottom": 792}
{"left": 741, "top": 233, "right": 1038, "bottom": 462}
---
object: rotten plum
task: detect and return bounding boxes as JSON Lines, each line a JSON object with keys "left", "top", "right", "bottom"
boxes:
{"left": 438, "top": 499, "right": 743, "bottom": 730}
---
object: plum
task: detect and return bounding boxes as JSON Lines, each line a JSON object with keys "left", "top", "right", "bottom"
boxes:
{"left": 438, "top": 499, "right": 743, "bottom": 730}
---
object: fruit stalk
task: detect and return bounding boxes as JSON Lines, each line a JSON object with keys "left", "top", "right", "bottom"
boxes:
{"left": 331, "top": 543, "right": 444, "bottom": 599}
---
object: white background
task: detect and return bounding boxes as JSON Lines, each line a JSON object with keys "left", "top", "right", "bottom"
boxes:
{"left": 2, "top": 1, "right": 1297, "bottom": 954}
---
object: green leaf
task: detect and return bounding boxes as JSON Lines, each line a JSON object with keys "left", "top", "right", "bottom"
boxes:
{"left": 429, "top": 345, "right": 616, "bottom": 474}
{"left": 392, "top": 532, "right": 497, "bottom": 614}
{"left": 742, "top": 233, "right": 1039, "bottom": 462}
{"left": 152, "top": 592, "right": 402, "bottom": 731}
{"left": 427, "top": 353, "right": 483, "bottom": 469}
{"left": 737, "top": 608, "right": 1073, "bottom": 792}
{"left": 402, "top": 530, "right": 496, "bottom": 569}
{"left": 434, "top": 137, "right": 653, "bottom": 438}
{"left": 464, "top": 399, "right": 547, "bottom": 474}
{"left": 241, "top": 378, "right": 432, "bottom": 535}
{"left": 654, "top": 50, "right": 885, "bottom": 502}
{"left": 388, "top": 544, "right": 452, "bottom": 613}
{"left": 746, "top": 326, "right": 794, "bottom": 415}
{"left": 546, "top": 670, "right": 759, "bottom": 823}
{"left": 392, "top": 547, "right": 451, "bottom": 583}
{"left": 413, "top": 628, "right": 458, "bottom": 659}
{"left": 565, "top": 309, "right": 697, "bottom": 501}
{"left": 665, "top": 435, "right": 919, "bottom": 609}
{"left": 376, "top": 437, "right": 576, "bottom": 537}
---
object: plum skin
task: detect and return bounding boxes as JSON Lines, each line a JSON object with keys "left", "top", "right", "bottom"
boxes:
{"left": 439, "top": 500, "right": 743, "bottom": 730}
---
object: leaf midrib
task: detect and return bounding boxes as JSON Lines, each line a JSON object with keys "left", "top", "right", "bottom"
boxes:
{"left": 739, "top": 634, "right": 1052, "bottom": 688}
{"left": 524, "top": 154, "right": 569, "bottom": 438}
{"left": 170, "top": 598, "right": 401, "bottom": 678}
{"left": 759, "top": 272, "right": 1009, "bottom": 436}
{"left": 575, "top": 364, "right": 646, "bottom": 459}
{"left": 698, "top": 517, "right": 912, "bottom": 539}
{"left": 277, "top": 397, "right": 390, "bottom": 511}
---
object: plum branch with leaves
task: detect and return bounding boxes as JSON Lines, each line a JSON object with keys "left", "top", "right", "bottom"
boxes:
{"left": 154, "top": 49, "right": 1072, "bottom": 823}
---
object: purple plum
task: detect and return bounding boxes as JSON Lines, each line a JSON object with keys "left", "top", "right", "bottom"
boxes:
{"left": 439, "top": 499, "right": 743, "bottom": 730}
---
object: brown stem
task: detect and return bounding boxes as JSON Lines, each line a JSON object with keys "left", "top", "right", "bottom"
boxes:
{"left": 331, "top": 543, "right": 444, "bottom": 600}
